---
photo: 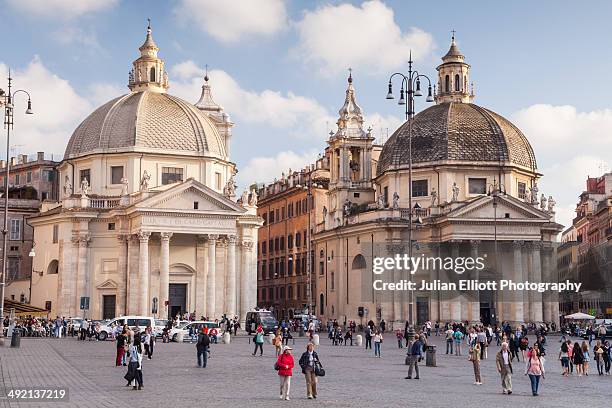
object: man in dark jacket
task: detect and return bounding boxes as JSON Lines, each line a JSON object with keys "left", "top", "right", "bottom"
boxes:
{"left": 196, "top": 328, "right": 210, "bottom": 368}
{"left": 298, "top": 343, "right": 320, "bottom": 399}
{"left": 405, "top": 334, "right": 423, "bottom": 379}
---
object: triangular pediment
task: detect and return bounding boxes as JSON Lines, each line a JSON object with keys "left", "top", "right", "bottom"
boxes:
{"left": 96, "top": 279, "right": 118, "bottom": 290}
{"left": 132, "top": 178, "right": 245, "bottom": 214}
{"left": 446, "top": 194, "right": 551, "bottom": 221}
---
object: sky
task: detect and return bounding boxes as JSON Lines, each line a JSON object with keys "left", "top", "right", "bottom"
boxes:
{"left": 0, "top": 0, "right": 611, "bottom": 230}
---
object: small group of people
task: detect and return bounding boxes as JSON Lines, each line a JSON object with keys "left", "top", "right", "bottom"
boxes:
{"left": 275, "top": 343, "right": 324, "bottom": 400}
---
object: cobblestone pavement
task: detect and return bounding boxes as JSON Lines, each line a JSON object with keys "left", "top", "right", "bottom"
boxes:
{"left": 1, "top": 333, "right": 611, "bottom": 408}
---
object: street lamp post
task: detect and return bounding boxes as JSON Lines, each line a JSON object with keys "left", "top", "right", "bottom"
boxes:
{"left": 300, "top": 176, "right": 321, "bottom": 323}
{"left": 386, "top": 54, "right": 434, "bottom": 327}
{"left": 0, "top": 71, "right": 34, "bottom": 344}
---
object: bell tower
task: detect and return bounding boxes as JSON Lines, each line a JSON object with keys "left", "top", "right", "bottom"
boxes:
{"left": 128, "top": 19, "right": 169, "bottom": 93}
{"left": 435, "top": 33, "right": 474, "bottom": 104}
{"left": 325, "top": 71, "right": 375, "bottom": 225}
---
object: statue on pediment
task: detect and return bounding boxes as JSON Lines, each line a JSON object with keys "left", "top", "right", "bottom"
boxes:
{"left": 63, "top": 175, "right": 72, "bottom": 196}
{"left": 139, "top": 171, "right": 150, "bottom": 192}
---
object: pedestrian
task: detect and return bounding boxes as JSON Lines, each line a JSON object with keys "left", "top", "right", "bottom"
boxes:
{"left": 142, "top": 328, "right": 152, "bottom": 359}
{"left": 566, "top": 339, "right": 574, "bottom": 374}
{"left": 559, "top": 341, "right": 569, "bottom": 376}
{"left": 405, "top": 334, "right": 423, "bottom": 380}
{"left": 469, "top": 341, "right": 482, "bottom": 385}
{"left": 525, "top": 344, "right": 545, "bottom": 396}
{"left": 196, "top": 327, "right": 210, "bottom": 367}
{"left": 115, "top": 327, "right": 128, "bottom": 367}
{"left": 252, "top": 325, "right": 264, "bottom": 356}
{"left": 373, "top": 329, "right": 383, "bottom": 358}
{"left": 572, "top": 342, "right": 584, "bottom": 376}
{"left": 274, "top": 330, "right": 283, "bottom": 356}
{"left": 364, "top": 325, "right": 373, "bottom": 350}
{"left": 581, "top": 341, "right": 590, "bottom": 375}
{"left": 594, "top": 340, "right": 604, "bottom": 375}
{"left": 477, "top": 328, "right": 487, "bottom": 360}
{"left": 445, "top": 326, "right": 454, "bottom": 354}
{"left": 299, "top": 343, "right": 320, "bottom": 399}
{"left": 453, "top": 327, "right": 464, "bottom": 356}
{"left": 209, "top": 326, "right": 219, "bottom": 344}
{"left": 603, "top": 341, "right": 611, "bottom": 375}
{"left": 124, "top": 336, "right": 143, "bottom": 390}
{"left": 395, "top": 328, "right": 403, "bottom": 349}
{"left": 496, "top": 342, "right": 513, "bottom": 395}
{"left": 276, "top": 346, "right": 294, "bottom": 401}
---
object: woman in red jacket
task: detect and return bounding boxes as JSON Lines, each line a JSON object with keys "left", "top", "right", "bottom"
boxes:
{"left": 277, "top": 346, "right": 295, "bottom": 400}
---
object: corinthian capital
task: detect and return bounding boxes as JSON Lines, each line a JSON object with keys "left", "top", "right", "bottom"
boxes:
{"left": 137, "top": 231, "right": 151, "bottom": 242}
{"left": 160, "top": 232, "right": 173, "bottom": 241}
{"left": 227, "top": 235, "right": 237, "bottom": 245}
{"left": 207, "top": 234, "right": 219, "bottom": 242}
{"left": 242, "top": 240, "right": 254, "bottom": 250}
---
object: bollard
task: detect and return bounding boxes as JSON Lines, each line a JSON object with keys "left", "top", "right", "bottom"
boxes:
{"left": 426, "top": 345, "right": 437, "bottom": 367}
{"left": 268, "top": 333, "right": 275, "bottom": 345}
{"left": 176, "top": 332, "right": 184, "bottom": 343}
{"left": 312, "top": 334, "right": 320, "bottom": 346}
{"left": 222, "top": 332, "right": 231, "bottom": 344}
{"left": 10, "top": 329, "right": 21, "bottom": 348}
{"left": 355, "top": 334, "right": 363, "bottom": 347}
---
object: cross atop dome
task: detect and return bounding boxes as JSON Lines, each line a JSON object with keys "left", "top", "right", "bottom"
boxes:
{"left": 331, "top": 69, "right": 366, "bottom": 139}
{"left": 195, "top": 66, "right": 224, "bottom": 114}
{"left": 128, "top": 19, "right": 169, "bottom": 93}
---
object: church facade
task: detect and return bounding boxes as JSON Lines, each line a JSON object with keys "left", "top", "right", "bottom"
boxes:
{"left": 313, "top": 37, "right": 563, "bottom": 328}
{"left": 28, "top": 24, "right": 262, "bottom": 321}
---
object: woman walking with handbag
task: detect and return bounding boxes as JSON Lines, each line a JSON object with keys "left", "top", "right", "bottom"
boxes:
{"left": 276, "top": 346, "right": 294, "bottom": 400}
{"left": 373, "top": 329, "right": 383, "bottom": 358}
{"left": 525, "top": 344, "right": 545, "bottom": 396}
{"left": 124, "top": 335, "right": 144, "bottom": 390}
{"left": 299, "top": 343, "right": 322, "bottom": 399}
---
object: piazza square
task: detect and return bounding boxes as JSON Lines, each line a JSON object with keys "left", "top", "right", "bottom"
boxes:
{"left": 0, "top": 2, "right": 611, "bottom": 408}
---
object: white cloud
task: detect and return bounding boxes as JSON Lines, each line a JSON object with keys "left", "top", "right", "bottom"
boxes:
{"left": 0, "top": 57, "right": 94, "bottom": 158}
{"left": 174, "top": 0, "right": 287, "bottom": 43}
{"left": 512, "top": 104, "right": 612, "bottom": 229}
{"left": 364, "top": 113, "right": 403, "bottom": 144}
{"left": 169, "top": 61, "right": 334, "bottom": 141}
{"left": 6, "top": 0, "right": 119, "bottom": 19}
{"left": 294, "top": 0, "right": 435, "bottom": 76}
{"left": 240, "top": 150, "right": 319, "bottom": 186}
{"left": 86, "top": 82, "right": 126, "bottom": 107}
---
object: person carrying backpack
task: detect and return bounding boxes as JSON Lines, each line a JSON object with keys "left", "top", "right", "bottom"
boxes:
{"left": 196, "top": 327, "right": 211, "bottom": 368}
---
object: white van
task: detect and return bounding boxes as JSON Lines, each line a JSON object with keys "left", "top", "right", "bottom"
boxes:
{"left": 98, "top": 316, "right": 155, "bottom": 341}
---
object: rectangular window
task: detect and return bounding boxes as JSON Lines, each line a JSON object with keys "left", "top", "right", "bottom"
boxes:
{"left": 26, "top": 171, "right": 32, "bottom": 183}
{"left": 79, "top": 169, "right": 90, "bottom": 184}
{"left": 518, "top": 181, "right": 526, "bottom": 200}
{"left": 14, "top": 174, "right": 20, "bottom": 185}
{"left": 412, "top": 179, "right": 428, "bottom": 197}
{"left": 262, "top": 240, "right": 267, "bottom": 254}
{"left": 468, "top": 178, "right": 487, "bottom": 195}
{"left": 52, "top": 225, "right": 59, "bottom": 243}
{"left": 383, "top": 186, "right": 389, "bottom": 207}
{"left": 269, "top": 211, "right": 274, "bottom": 224}
{"left": 215, "top": 172, "right": 222, "bottom": 190}
{"left": 9, "top": 219, "right": 21, "bottom": 240}
{"left": 262, "top": 213, "right": 267, "bottom": 225}
{"left": 275, "top": 208, "right": 280, "bottom": 222}
{"left": 161, "top": 167, "right": 183, "bottom": 185}
{"left": 42, "top": 170, "right": 54, "bottom": 182}
{"left": 193, "top": 201, "right": 199, "bottom": 210}
{"left": 108, "top": 222, "right": 116, "bottom": 230}
{"left": 111, "top": 166, "right": 124, "bottom": 184}
{"left": 7, "top": 258, "right": 19, "bottom": 280}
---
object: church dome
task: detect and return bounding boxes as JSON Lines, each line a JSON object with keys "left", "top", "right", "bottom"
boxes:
{"left": 377, "top": 102, "right": 537, "bottom": 175}
{"left": 64, "top": 91, "right": 227, "bottom": 160}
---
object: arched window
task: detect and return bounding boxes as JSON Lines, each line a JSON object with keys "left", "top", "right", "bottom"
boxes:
{"left": 445, "top": 75, "right": 450, "bottom": 92}
{"left": 351, "top": 254, "right": 366, "bottom": 269}
{"left": 150, "top": 67, "right": 156, "bottom": 82}
{"left": 319, "top": 250, "right": 324, "bottom": 258}
{"left": 47, "top": 259, "right": 59, "bottom": 274}
{"left": 319, "top": 293, "right": 324, "bottom": 315}
{"left": 454, "top": 74, "right": 460, "bottom": 91}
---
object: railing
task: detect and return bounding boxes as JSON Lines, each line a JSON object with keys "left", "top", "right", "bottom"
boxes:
{"left": 89, "top": 198, "right": 121, "bottom": 209}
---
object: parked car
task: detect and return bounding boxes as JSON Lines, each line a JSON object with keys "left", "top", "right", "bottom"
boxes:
{"left": 153, "top": 319, "right": 169, "bottom": 337}
{"left": 97, "top": 316, "right": 156, "bottom": 341}
{"left": 169, "top": 321, "right": 220, "bottom": 342}
{"left": 246, "top": 310, "right": 279, "bottom": 334}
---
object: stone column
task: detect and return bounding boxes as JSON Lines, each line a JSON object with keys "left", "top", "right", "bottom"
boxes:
{"left": 159, "top": 232, "right": 173, "bottom": 319}
{"left": 74, "top": 234, "right": 90, "bottom": 317}
{"left": 469, "top": 240, "right": 481, "bottom": 324}
{"left": 449, "top": 241, "right": 462, "bottom": 322}
{"left": 226, "top": 235, "right": 237, "bottom": 317}
{"left": 195, "top": 236, "right": 207, "bottom": 318}
{"left": 206, "top": 234, "right": 218, "bottom": 319}
{"left": 542, "top": 243, "right": 559, "bottom": 327}
{"left": 117, "top": 235, "right": 129, "bottom": 316}
{"left": 240, "top": 240, "right": 253, "bottom": 325}
{"left": 127, "top": 235, "right": 139, "bottom": 315}
{"left": 530, "top": 241, "right": 544, "bottom": 324}
{"left": 138, "top": 231, "right": 151, "bottom": 316}
{"left": 512, "top": 240, "right": 524, "bottom": 327}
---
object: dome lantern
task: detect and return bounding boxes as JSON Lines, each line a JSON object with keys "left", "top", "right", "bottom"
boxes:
{"left": 435, "top": 32, "right": 474, "bottom": 104}
{"left": 128, "top": 19, "right": 169, "bottom": 93}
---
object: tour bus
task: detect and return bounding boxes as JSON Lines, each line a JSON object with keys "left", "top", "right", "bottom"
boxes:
{"left": 97, "top": 316, "right": 156, "bottom": 341}
{"left": 245, "top": 310, "right": 279, "bottom": 334}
